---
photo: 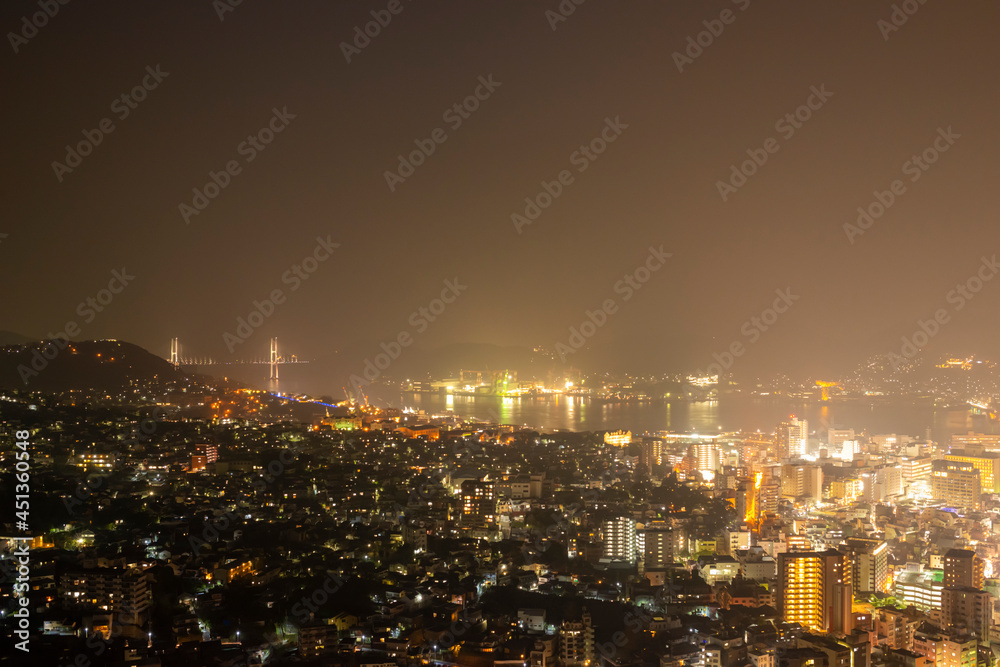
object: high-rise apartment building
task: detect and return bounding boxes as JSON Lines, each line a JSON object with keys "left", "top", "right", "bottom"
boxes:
{"left": 842, "top": 538, "right": 889, "bottom": 594}
{"left": 691, "top": 442, "right": 721, "bottom": 477}
{"left": 863, "top": 465, "right": 903, "bottom": 502}
{"left": 559, "top": 611, "right": 594, "bottom": 667}
{"left": 943, "top": 549, "right": 984, "bottom": 590}
{"left": 776, "top": 417, "right": 808, "bottom": 460}
{"left": 941, "top": 586, "right": 991, "bottom": 642}
{"left": 460, "top": 479, "right": 497, "bottom": 525}
{"left": 643, "top": 521, "right": 673, "bottom": 570}
{"left": 640, "top": 437, "right": 665, "bottom": 476}
{"left": 602, "top": 517, "right": 637, "bottom": 563}
{"left": 60, "top": 567, "right": 151, "bottom": 624}
{"left": 777, "top": 549, "right": 853, "bottom": 634}
{"left": 780, "top": 463, "right": 823, "bottom": 503}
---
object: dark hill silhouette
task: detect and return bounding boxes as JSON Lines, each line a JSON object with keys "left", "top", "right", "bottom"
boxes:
{"left": 0, "top": 330, "right": 32, "bottom": 346}
{"left": 0, "top": 339, "right": 184, "bottom": 391}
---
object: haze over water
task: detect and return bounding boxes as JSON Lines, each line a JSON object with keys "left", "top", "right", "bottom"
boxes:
{"left": 201, "top": 360, "right": 997, "bottom": 442}
{"left": 401, "top": 393, "right": 995, "bottom": 444}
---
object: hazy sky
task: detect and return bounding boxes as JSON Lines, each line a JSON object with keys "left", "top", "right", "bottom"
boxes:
{"left": 3, "top": 0, "right": 999, "bottom": 378}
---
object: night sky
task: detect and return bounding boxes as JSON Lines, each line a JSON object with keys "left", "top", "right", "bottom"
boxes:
{"left": 3, "top": 0, "right": 999, "bottom": 380}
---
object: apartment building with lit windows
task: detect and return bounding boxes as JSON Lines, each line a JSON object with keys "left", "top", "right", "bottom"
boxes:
{"left": 931, "top": 460, "right": 981, "bottom": 511}
{"left": 912, "top": 630, "right": 976, "bottom": 667}
{"left": 460, "top": 479, "right": 497, "bottom": 525}
{"left": 602, "top": 516, "right": 637, "bottom": 563}
{"left": 777, "top": 549, "right": 853, "bottom": 634}
{"left": 944, "top": 448, "right": 1000, "bottom": 493}
{"left": 60, "top": 567, "right": 151, "bottom": 624}
{"left": 943, "top": 549, "right": 984, "bottom": 589}
{"left": 842, "top": 538, "right": 889, "bottom": 594}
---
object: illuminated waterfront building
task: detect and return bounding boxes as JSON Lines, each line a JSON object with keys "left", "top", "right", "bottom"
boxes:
{"left": 951, "top": 431, "right": 1000, "bottom": 448}
{"left": 604, "top": 430, "right": 632, "bottom": 446}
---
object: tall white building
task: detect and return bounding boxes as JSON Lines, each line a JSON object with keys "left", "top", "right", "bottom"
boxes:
{"left": 780, "top": 464, "right": 823, "bottom": 503}
{"left": 559, "top": 611, "right": 594, "bottom": 667}
{"left": 691, "top": 442, "right": 721, "bottom": 477}
{"left": 864, "top": 465, "right": 903, "bottom": 502}
{"left": 828, "top": 428, "right": 855, "bottom": 449}
{"left": 602, "top": 517, "right": 637, "bottom": 562}
{"left": 840, "top": 440, "right": 861, "bottom": 461}
{"left": 777, "top": 417, "right": 808, "bottom": 460}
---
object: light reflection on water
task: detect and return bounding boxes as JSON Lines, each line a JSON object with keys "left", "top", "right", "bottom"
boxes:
{"left": 398, "top": 392, "right": 995, "bottom": 441}
{"left": 227, "top": 365, "right": 995, "bottom": 441}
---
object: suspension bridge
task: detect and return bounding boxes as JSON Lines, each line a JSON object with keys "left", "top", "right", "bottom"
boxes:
{"left": 168, "top": 337, "right": 308, "bottom": 380}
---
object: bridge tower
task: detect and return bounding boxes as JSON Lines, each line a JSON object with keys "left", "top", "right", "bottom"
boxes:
{"left": 170, "top": 338, "right": 179, "bottom": 367}
{"left": 270, "top": 337, "right": 279, "bottom": 380}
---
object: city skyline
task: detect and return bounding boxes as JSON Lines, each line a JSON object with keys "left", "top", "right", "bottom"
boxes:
{"left": 5, "top": 2, "right": 1000, "bottom": 666}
